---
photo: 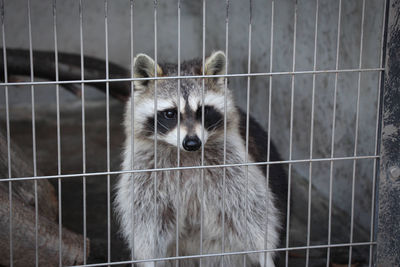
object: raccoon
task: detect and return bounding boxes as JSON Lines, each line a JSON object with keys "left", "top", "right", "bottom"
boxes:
{"left": 115, "top": 51, "right": 287, "bottom": 267}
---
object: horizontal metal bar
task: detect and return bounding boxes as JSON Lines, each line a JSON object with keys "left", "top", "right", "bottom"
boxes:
{"left": 68, "top": 241, "right": 377, "bottom": 267}
{"left": 0, "top": 67, "right": 384, "bottom": 87}
{"left": 0, "top": 155, "right": 379, "bottom": 182}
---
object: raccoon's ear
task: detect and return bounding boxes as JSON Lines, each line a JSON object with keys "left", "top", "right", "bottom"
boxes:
{"left": 133, "top": 53, "right": 163, "bottom": 90}
{"left": 204, "top": 51, "right": 226, "bottom": 80}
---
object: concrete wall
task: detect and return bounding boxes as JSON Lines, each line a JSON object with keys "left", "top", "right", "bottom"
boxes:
{"left": 0, "top": 0, "right": 385, "bottom": 234}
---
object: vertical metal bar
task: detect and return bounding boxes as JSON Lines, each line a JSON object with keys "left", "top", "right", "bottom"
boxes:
{"left": 175, "top": 1, "right": 181, "bottom": 266}
{"left": 348, "top": 1, "right": 366, "bottom": 266}
{"left": 285, "top": 2, "right": 297, "bottom": 267}
{"left": 377, "top": 0, "right": 400, "bottom": 266}
{"left": 200, "top": 1, "right": 205, "bottom": 266}
{"left": 52, "top": 0, "right": 63, "bottom": 265}
{"left": 129, "top": 1, "right": 135, "bottom": 266}
{"left": 79, "top": 0, "right": 87, "bottom": 263}
{"left": 264, "top": 1, "right": 274, "bottom": 266}
{"left": 104, "top": 0, "right": 111, "bottom": 264}
{"left": 244, "top": 0, "right": 252, "bottom": 266}
{"left": 153, "top": 1, "right": 158, "bottom": 265}
{"left": 27, "top": 1, "right": 39, "bottom": 266}
{"left": 326, "top": 1, "right": 342, "bottom": 266}
{"left": 377, "top": 0, "right": 400, "bottom": 265}
{"left": 369, "top": 1, "right": 388, "bottom": 266}
{"left": 1, "top": 1, "right": 12, "bottom": 266}
{"left": 305, "top": 1, "right": 319, "bottom": 266}
{"left": 221, "top": 1, "right": 229, "bottom": 266}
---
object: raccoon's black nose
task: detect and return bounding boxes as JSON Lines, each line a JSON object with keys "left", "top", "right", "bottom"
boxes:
{"left": 183, "top": 136, "right": 202, "bottom": 151}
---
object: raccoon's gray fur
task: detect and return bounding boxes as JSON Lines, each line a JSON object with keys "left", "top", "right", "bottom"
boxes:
{"left": 115, "top": 51, "right": 286, "bottom": 267}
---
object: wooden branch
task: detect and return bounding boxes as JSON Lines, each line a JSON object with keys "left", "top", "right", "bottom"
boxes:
{"left": 0, "top": 130, "right": 58, "bottom": 221}
{"left": 0, "top": 129, "right": 89, "bottom": 265}
{"left": 0, "top": 185, "right": 89, "bottom": 266}
{"left": 0, "top": 48, "right": 131, "bottom": 101}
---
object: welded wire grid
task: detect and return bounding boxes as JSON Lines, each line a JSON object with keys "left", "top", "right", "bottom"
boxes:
{"left": 0, "top": 0, "right": 387, "bottom": 267}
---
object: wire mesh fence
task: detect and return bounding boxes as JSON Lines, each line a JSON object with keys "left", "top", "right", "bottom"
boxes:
{"left": 0, "top": 0, "right": 390, "bottom": 266}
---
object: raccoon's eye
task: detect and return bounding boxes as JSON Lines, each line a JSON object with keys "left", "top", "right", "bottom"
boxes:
{"left": 163, "top": 109, "right": 177, "bottom": 119}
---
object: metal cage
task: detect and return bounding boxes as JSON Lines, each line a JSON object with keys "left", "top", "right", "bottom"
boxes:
{"left": 0, "top": 0, "right": 398, "bottom": 266}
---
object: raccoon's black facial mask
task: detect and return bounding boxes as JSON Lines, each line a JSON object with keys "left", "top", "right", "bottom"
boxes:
{"left": 145, "top": 108, "right": 179, "bottom": 135}
{"left": 144, "top": 104, "right": 223, "bottom": 137}
{"left": 196, "top": 105, "right": 223, "bottom": 131}
{"left": 157, "top": 110, "right": 178, "bottom": 134}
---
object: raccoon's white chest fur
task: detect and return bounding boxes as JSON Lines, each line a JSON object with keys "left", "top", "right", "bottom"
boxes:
{"left": 115, "top": 128, "right": 280, "bottom": 266}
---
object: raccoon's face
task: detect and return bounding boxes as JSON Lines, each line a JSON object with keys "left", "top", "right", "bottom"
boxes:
{"left": 130, "top": 51, "right": 237, "bottom": 152}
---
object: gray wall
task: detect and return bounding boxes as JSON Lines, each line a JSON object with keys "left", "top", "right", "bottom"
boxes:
{"left": 0, "top": 0, "right": 385, "bottom": 234}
